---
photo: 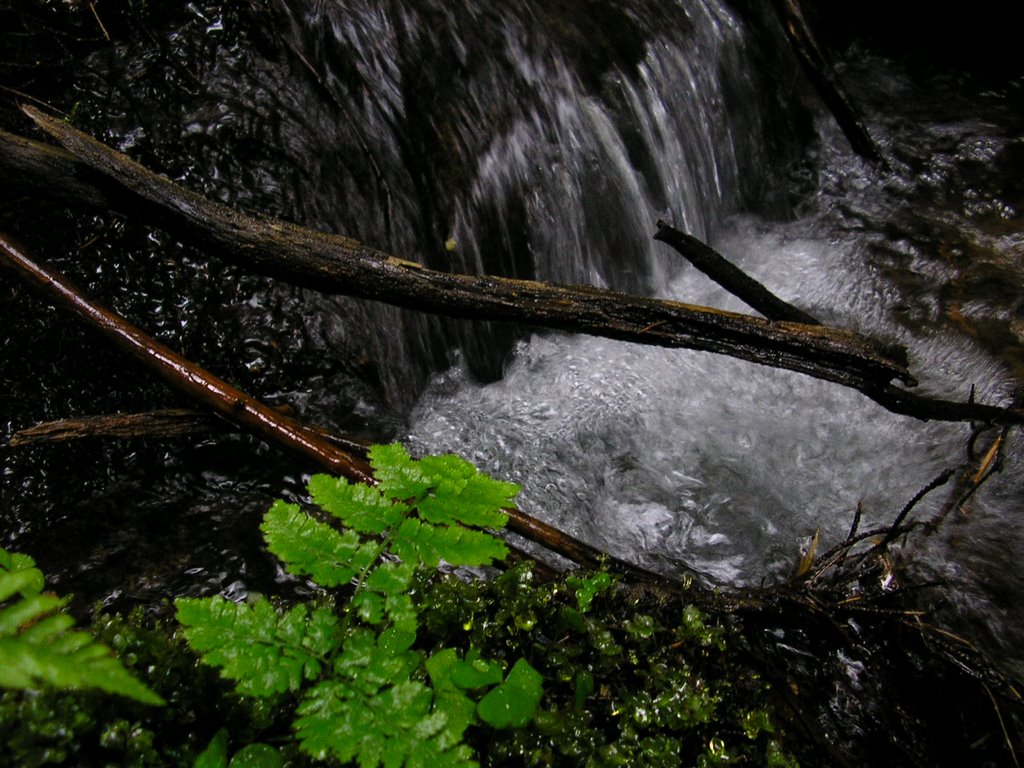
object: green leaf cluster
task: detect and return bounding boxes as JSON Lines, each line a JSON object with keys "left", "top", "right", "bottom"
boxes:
{"left": 0, "top": 546, "right": 163, "bottom": 706}
{"left": 417, "top": 564, "right": 802, "bottom": 767}
{"left": 176, "top": 444, "right": 541, "bottom": 767}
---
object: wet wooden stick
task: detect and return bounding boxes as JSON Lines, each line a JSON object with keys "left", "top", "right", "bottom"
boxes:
{"left": 17, "top": 107, "right": 915, "bottom": 395}
{"left": 0, "top": 233, "right": 626, "bottom": 572}
{"left": 0, "top": 232, "right": 369, "bottom": 484}
{"left": 654, "top": 220, "right": 820, "bottom": 325}
{"left": 9, "top": 409, "right": 217, "bottom": 446}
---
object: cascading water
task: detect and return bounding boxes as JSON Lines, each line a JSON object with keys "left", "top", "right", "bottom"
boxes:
{"left": 2, "top": 1, "right": 1022, "bottom": 679}
{"left": 404, "top": 42, "right": 1024, "bottom": 670}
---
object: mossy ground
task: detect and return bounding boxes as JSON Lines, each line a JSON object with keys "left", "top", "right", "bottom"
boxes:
{"left": 0, "top": 565, "right": 800, "bottom": 767}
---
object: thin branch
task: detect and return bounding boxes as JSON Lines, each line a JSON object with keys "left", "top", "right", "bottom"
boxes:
{"left": 654, "top": 220, "right": 821, "bottom": 325}
{"left": 770, "top": 0, "right": 888, "bottom": 167}
{"left": 0, "top": 233, "right": 649, "bottom": 576}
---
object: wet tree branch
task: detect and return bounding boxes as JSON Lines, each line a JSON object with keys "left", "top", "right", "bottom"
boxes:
{"left": 0, "top": 233, "right": 623, "bottom": 573}
{"left": 4, "top": 112, "right": 1021, "bottom": 424}
{"left": 12, "top": 108, "right": 911, "bottom": 396}
{"left": 770, "top": 0, "right": 888, "bottom": 167}
{"left": 654, "top": 220, "right": 821, "bottom": 325}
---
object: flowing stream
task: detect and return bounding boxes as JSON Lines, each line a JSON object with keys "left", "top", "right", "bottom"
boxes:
{"left": 2, "top": 1, "right": 1022, "bottom": 675}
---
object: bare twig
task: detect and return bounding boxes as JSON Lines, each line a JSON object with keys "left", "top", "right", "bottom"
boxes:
{"left": 654, "top": 220, "right": 820, "bottom": 325}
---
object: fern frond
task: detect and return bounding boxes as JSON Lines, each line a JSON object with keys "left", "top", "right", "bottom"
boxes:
{"left": 415, "top": 454, "right": 517, "bottom": 529}
{"left": 261, "top": 500, "right": 378, "bottom": 587}
{"left": 369, "top": 445, "right": 517, "bottom": 530}
{"left": 391, "top": 519, "right": 509, "bottom": 568}
{"left": 332, "top": 628, "right": 420, "bottom": 692}
{"left": 307, "top": 474, "right": 408, "bottom": 534}
{"left": 368, "top": 443, "right": 434, "bottom": 501}
{"left": 0, "top": 635, "right": 164, "bottom": 704}
{"left": 295, "top": 679, "right": 476, "bottom": 768}
{"left": 0, "top": 547, "right": 163, "bottom": 705}
{"left": 176, "top": 596, "right": 341, "bottom": 697}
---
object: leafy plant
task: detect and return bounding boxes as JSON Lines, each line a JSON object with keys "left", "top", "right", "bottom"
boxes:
{"left": 0, "top": 546, "right": 163, "bottom": 706}
{"left": 177, "top": 444, "right": 543, "bottom": 767}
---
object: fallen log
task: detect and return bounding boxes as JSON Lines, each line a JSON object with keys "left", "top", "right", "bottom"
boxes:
{"left": 0, "top": 233, "right": 627, "bottom": 574}
{"left": 7, "top": 114, "right": 1022, "bottom": 424}
{"left": 16, "top": 107, "right": 912, "bottom": 397}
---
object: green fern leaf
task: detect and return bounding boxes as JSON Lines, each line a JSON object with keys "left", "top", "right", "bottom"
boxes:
{"left": 295, "top": 679, "right": 475, "bottom": 768}
{"left": 0, "top": 564, "right": 45, "bottom": 603}
{"left": 176, "top": 596, "right": 340, "bottom": 697}
{"left": 333, "top": 628, "right": 420, "bottom": 692}
{"left": 368, "top": 443, "right": 433, "bottom": 501}
{"left": 415, "top": 454, "right": 516, "bottom": 529}
{"left": 260, "top": 500, "right": 377, "bottom": 587}
{"left": 0, "top": 592, "right": 66, "bottom": 636}
{"left": 307, "top": 474, "right": 408, "bottom": 534}
{"left": 369, "top": 445, "right": 516, "bottom": 530}
{"left": 363, "top": 561, "right": 416, "bottom": 595}
{"left": 351, "top": 590, "right": 385, "bottom": 624}
{"left": 391, "top": 518, "right": 509, "bottom": 568}
{"left": 0, "top": 547, "right": 163, "bottom": 705}
{"left": 0, "top": 634, "right": 165, "bottom": 704}
{"left": 350, "top": 563, "right": 418, "bottom": 626}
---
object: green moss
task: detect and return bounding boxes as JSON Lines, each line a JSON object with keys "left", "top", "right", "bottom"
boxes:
{"left": 417, "top": 564, "right": 798, "bottom": 767}
{"left": 1, "top": 561, "right": 799, "bottom": 768}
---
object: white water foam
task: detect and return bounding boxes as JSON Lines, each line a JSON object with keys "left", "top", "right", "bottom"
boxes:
{"left": 406, "top": 216, "right": 1018, "bottom": 587}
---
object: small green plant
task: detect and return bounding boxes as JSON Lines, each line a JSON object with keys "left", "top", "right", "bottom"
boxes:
{"left": 176, "top": 444, "right": 543, "bottom": 767}
{"left": 0, "top": 546, "right": 163, "bottom": 706}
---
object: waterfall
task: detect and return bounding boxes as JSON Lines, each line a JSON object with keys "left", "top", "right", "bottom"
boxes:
{"left": 4, "top": 0, "right": 1021, "bottom": 675}
{"left": 256, "top": 0, "right": 810, "bottom": 393}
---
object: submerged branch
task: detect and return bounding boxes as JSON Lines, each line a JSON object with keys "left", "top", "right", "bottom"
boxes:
{"left": 0, "top": 233, "right": 632, "bottom": 574}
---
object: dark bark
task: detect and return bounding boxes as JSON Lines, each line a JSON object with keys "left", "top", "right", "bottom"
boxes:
{"left": 771, "top": 0, "right": 889, "bottom": 167}
{"left": 654, "top": 220, "right": 821, "bottom": 325}
{"left": 16, "top": 107, "right": 912, "bottom": 397}
{"left": 9, "top": 409, "right": 218, "bottom": 445}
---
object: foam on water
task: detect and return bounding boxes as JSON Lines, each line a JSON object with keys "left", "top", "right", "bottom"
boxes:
{"left": 407, "top": 219, "right": 1015, "bottom": 584}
